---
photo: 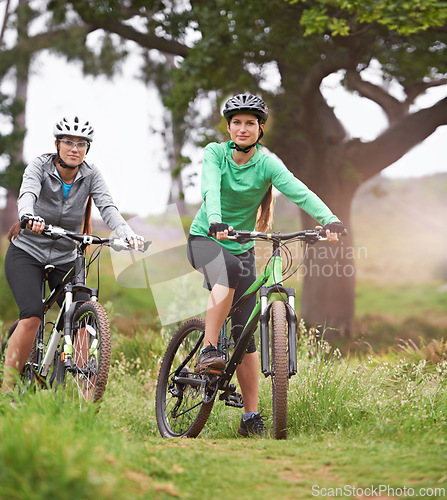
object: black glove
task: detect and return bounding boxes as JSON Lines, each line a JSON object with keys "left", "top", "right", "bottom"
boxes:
{"left": 208, "top": 222, "right": 229, "bottom": 236}
{"left": 323, "top": 221, "right": 345, "bottom": 234}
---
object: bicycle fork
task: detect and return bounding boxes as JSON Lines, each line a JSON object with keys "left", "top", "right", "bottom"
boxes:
{"left": 259, "top": 285, "right": 298, "bottom": 378}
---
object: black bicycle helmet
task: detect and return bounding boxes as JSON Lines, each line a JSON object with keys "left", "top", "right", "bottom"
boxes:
{"left": 223, "top": 93, "right": 269, "bottom": 123}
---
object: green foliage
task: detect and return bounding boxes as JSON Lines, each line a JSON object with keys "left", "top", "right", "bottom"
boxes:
{"left": 291, "top": 0, "right": 447, "bottom": 36}
{"left": 0, "top": 94, "right": 26, "bottom": 192}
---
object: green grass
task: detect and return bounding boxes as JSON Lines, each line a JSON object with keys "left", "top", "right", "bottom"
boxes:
{"left": 1, "top": 326, "right": 446, "bottom": 499}
{"left": 355, "top": 281, "right": 447, "bottom": 318}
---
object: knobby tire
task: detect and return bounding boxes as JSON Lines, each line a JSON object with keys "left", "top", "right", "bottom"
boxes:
{"left": 62, "top": 301, "right": 111, "bottom": 404}
{"left": 271, "top": 301, "right": 289, "bottom": 439}
{"left": 156, "top": 317, "right": 215, "bottom": 438}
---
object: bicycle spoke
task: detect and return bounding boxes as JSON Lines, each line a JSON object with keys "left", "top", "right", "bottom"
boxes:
{"left": 156, "top": 318, "right": 215, "bottom": 438}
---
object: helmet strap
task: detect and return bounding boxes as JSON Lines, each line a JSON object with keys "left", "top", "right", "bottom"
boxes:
{"left": 230, "top": 142, "right": 256, "bottom": 154}
{"left": 229, "top": 128, "right": 264, "bottom": 154}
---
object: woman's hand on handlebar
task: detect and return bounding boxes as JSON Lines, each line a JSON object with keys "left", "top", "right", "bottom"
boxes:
{"left": 21, "top": 214, "right": 46, "bottom": 235}
{"left": 318, "top": 221, "right": 345, "bottom": 243}
{"left": 208, "top": 222, "right": 234, "bottom": 241}
{"left": 126, "top": 234, "right": 145, "bottom": 251}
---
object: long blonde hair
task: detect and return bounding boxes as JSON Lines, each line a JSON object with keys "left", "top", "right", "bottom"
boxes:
{"left": 255, "top": 185, "right": 275, "bottom": 232}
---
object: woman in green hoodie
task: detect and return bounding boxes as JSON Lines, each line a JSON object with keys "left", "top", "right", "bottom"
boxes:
{"left": 187, "top": 94, "right": 344, "bottom": 437}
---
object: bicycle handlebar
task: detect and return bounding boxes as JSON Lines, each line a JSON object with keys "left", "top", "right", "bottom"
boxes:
{"left": 225, "top": 228, "right": 347, "bottom": 244}
{"left": 20, "top": 217, "right": 151, "bottom": 252}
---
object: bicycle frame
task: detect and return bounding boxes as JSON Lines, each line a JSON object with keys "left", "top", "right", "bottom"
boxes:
{"left": 7, "top": 217, "right": 149, "bottom": 400}
{"left": 34, "top": 242, "right": 100, "bottom": 380}
{"left": 156, "top": 227, "right": 342, "bottom": 438}
{"left": 216, "top": 242, "right": 298, "bottom": 398}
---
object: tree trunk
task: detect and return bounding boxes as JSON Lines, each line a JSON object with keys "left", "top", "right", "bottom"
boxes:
{"left": 0, "top": 0, "right": 28, "bottom": 240}
{"left": 0, "top": 191, "right": 18, "bottom": 252}
{"left": 166, "top": 112, "right": 186, "bottom": 215}
{"left": 299, "top": 188, "right": 355, "bottom": 336}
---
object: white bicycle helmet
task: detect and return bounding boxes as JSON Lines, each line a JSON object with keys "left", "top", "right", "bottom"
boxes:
{"left": 53, "top": 116, "right": 95, "bottom": 141}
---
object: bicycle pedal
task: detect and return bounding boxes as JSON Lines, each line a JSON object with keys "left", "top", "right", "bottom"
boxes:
{"left": 203, "top": 366, "right": 223, "bottom": 376}
{"left": 195, "top": 364, "right": 224, "bottom": 376}
{"left": 224, "top": 392, "right": 244, "bottom": 408}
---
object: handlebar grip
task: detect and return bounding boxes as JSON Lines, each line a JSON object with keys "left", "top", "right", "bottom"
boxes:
{"left": 20, "top": 216, "right": 51, "bottom": 235}
{"left": 20, "top": 215, "right": 49, "bottom": 231}
{"left": 319, "top": 228, "right": 348, "bottom": 237}
{"left": 207, "top": 229, "right": 235, "bottom": 237}
{"left": 20, "top": 217, "right": 30, "bottom": 229}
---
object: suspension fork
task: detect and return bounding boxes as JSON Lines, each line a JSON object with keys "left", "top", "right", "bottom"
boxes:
{"left": 62, "top": 283, "right": 75, "bottom": 369}
{"left": 259, "top": 253, "right": 298, "bottom": 377}
{"left": 38, "top": 306, "right": 65, "bottom": 378}
{"left": 62, "top": 248, "right": 88, "bottom": 369}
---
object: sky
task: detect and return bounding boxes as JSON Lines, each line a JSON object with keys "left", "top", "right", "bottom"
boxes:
{"left": 1, "top": 50, "right": 447, "bottom": 217}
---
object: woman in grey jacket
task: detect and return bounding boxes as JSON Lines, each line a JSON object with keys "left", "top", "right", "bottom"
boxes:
{"left": 2, "top": 116, "right": 143, "bottom": 393}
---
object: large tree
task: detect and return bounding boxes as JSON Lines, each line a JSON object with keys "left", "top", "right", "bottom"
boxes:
{"left": 0, "top": 0, "right": 126, "bottom": 234}
{"left": 173, "top": 0, "right": 447, "bottom": 333}
{"left": 3, "top": 0, "right": 447, "bottom": 332}
{"left": 0, "top": 0, "right": 32, "bottom": 241}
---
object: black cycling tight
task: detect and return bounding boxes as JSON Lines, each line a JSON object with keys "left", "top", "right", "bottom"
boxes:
{"left": 5, "top": 244, "right": 73, "bottom": 320}
{"left": 187, "top": 235, "right": 257, "bottom": 353}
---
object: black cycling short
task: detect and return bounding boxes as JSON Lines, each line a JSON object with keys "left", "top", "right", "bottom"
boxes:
{"left": 4, "top": 243, "right": 75, "bottom": 320}
{"left": 187, "top": 234, "right": 257, "bottom": 353}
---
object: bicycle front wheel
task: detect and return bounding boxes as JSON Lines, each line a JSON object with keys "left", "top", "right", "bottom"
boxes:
{"left": 271, "top": 301, "right": 289, "bottom": 439}
{"left": 156, "top": 317, "right": 215, "bottom": 438}
{"left": 62, "top": 301, "right": 111, "bottom": 404}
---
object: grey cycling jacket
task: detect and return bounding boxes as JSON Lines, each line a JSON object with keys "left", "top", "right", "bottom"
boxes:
{"left": 12, "top": 154, "right": 136, "bottom": 265}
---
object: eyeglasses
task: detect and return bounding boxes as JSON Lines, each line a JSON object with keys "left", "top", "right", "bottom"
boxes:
{"left": 59, "top": 139, "right": 89, "bottom": 150}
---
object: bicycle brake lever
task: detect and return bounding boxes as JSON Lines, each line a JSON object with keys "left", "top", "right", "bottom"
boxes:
{"left": 110, "top": 239, "right": 129, "bottom": 251}
{"left": 140, "top": 240, "right": 152, "bottom": 252}
{"left": 110, "top": 239, "right": 152, "bottom": 252}
{"left": 42, "top": 225, "right": 65, "bottom": 240}
{"left": 227, "top": 230, "right": 252, "bottom": 244}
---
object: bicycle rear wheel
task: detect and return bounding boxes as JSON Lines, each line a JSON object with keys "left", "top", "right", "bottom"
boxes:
{"left": 62, "top": 301, "right": 111, "bottom": 405}
{"left": 271, "top": 301, "right": 289, "bottom": 439}
{"left": 156, "top": 317, "right": 215, "bottom": 438}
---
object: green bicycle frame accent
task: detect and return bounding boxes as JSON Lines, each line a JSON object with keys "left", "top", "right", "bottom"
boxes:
{"left": 222, "top": 251, "right": 298, "bottom": 383}
{"left": 231, "top": 253, "right": 284, "bottom": 323}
